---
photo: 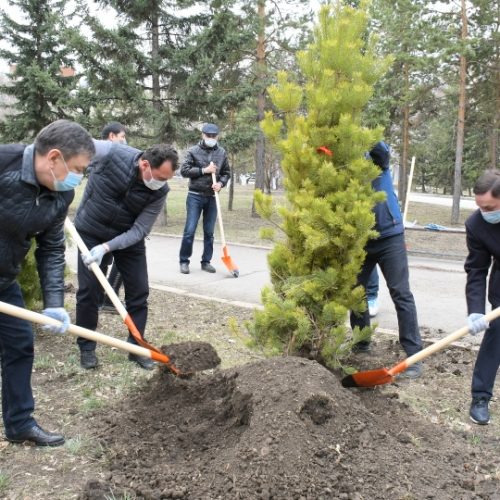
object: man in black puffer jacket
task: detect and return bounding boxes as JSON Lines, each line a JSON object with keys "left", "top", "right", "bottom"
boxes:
{"left": 74, "top": 143, "right": 178, "bottom": 370}
{"left": 179, "top": 123, "right": 231, "bottom": 274}
{"left": 0, "top": 119, "right": 95, "bottom": 447}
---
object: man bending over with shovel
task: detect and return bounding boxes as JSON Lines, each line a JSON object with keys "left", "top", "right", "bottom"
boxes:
{"left": 464, "top": 169, "right": 500, "bottom": 425}
{"left": 74, "top": 142, "right": 178, "bottom": 370}
{"left": 0, "top": 120, "right": 95, "bottom": 446}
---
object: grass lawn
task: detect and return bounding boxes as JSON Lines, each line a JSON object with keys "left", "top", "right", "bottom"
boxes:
{"left": 70, "top": 177, "right": 475, "bottom": 250}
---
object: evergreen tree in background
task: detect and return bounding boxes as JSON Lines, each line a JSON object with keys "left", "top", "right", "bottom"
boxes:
{"left": 0, "top": 0, "right": 77, "bottom": 141}
{"left": 248, "top": 2, "right": 390, "bottom": 368}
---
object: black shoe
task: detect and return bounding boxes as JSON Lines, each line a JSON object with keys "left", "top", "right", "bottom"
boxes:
{"left": 180, "top": 263, "right": 190, "bottom": 274}
{"left": 399, "top": 361, "right": 423, "bottom": 379}
{"left": 80, "top": 350, "right": 98, "bottom": 369}
{"left": 128, "top": 353, "right": 155, "bottom": 370}
{"left": 201, "top": 262, "right": 216, "bottom": 273}
{"left": 99, "top": 303, "right": 118, "bottom": 314}
{"left": 352, "top": 340, "right": 372, "bottom": 353}
{"left": 470, "top": 397, "right": 490, "bottom": 425}
{"left": 6, "top": 424, "right": 65, "bottom": 447}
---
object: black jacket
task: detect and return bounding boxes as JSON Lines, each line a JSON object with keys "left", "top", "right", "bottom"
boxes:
{"left": 0, "top": 144, "right": 73, "bottom": 307}
{"left": 464, "top": 209, "right": 500, "bottom": 313}
{"left": 180, "top": 141, "right": 231, "bottom": 196}
{"left": 75, "top": 144, "right": 168, "bottom": 240}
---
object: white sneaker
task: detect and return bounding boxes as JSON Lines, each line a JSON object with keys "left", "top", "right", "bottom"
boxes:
{"left": 368, "top": 298, "right": 379, "bottom": 317}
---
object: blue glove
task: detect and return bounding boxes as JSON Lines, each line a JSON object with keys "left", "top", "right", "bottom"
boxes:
{"left": 41, "top": 307, "right": 70, "bottom": 335}
{"left": 467, "top": 313, "right": 489, "bottom": 335}
{"left": 82, "top": 244, "right": 107, "bottom": 268}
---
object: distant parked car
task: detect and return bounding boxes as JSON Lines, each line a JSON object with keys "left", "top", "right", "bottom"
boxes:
{"left": 243, "top": 172, "right": 255, "bottom": 185}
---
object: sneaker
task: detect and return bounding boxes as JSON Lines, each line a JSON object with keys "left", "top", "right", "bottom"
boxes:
{"left": 399, "top": 361, "right": 423, "bottom": 379}
{"left": 469, "top": 397, "right": 490, "bottom": 425}
{"left": 201, "top": 262, "right": 216, "bottom": 273}
{"left": 352, "top": 340, "right": 372, "bottom": 353}
{"left": 180, "top": 263, "right": 190, "bottom": 274}
{"left": 128, "top": 354, "right": 155, "bottom": 370}
{"left": 80, "top": 350, "right": 98, "bottom": 369}
{"left": 368, "top": 298, "right": 379, "bottom": 317}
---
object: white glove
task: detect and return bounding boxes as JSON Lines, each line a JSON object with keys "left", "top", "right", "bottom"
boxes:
{"left": 41, "top": 307, "right": 70, "bottom": 335}
{"left": 467, "top": 313, "right": 489, "bottom": 336}
{"left": 82, "top": 244, "right": 108, "bottom": 268}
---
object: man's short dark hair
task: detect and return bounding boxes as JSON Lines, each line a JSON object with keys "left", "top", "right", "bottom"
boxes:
{"left": 142, "top": 144, "right": 179, "bottom": 171}
{"left": 474, "top": 170, "right": 500, "bottom": 198}
{"left": 35, "top": 120, "right": 95, "bottom": 159}
{"left": 101, "top": 121, "right": 126, "bottom": 139}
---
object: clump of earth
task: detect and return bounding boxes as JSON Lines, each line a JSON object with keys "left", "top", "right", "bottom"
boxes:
{"left": 81, "top": 356, "right": 500, "bottom": 499}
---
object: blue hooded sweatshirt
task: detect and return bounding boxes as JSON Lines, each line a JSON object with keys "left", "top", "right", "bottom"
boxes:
{"left": 368, "top": 141, "right": 404, "bottom": 239}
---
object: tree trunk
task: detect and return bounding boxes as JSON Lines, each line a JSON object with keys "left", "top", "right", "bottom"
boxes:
{"left": 451, "top": 0, "right": 467, "bottom": 224}
{"left": 252, "top": 0, "right": 266, "bottom": 217}
{"left": 490, "top": 51, "right": 500, "bottom": 170}
{"left": 398, "top": 63, "right": 410, "bottom": 208}
{"left": 228, "top": 153, "right": 235, "bottom": 211}
{"left": 151, "top": 13, "right": 161, "bottom": 114}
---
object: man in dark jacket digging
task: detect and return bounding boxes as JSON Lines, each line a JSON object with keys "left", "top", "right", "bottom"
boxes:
{"left": 463, "top": 169, "right": 500, "bottom": 425}
{"left": 179, "top": 123, "right": 231, "bottom": 274}
{"left": 74, "top": 142, "right": 178, "bottom": 370}
{"left": 350, "top": 141, "right": 423, "bottom": 378}
{"left": 0, "top": 119, "right": 95, "bottom": 446}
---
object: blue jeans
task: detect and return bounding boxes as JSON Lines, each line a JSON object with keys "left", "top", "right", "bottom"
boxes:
{"left": 472, "top": 300, "right": 500, "bottom": 399}
{"left": 0, "top": 282, "right": 36, "bottom": 435}
{"left": 179, "top": 192, "right": 217, "bottom": 265}
{"left": 350, "top": 233, "right": 422, "bottom": 356}
{"left": 366, "top": 267, "right": 379, "bottom": 301}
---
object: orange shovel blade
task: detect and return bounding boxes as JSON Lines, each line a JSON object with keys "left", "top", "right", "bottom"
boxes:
{"left": 221, "top": 245, "right": 239, "bottom": 277}
{"left": 341, "top": 359, "right": 410, "bottom": 388}
{"left": 341, "top": 367, "right": 394, "bottom": 388}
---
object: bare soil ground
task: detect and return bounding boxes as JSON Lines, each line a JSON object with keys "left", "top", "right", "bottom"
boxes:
{"left": 1, "top": 281, "right": 500, "bottom": 499}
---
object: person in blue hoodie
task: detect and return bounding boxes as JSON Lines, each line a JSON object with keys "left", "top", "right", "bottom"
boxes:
{"left": 350, "top": 141, "right": 423, "bottom": 378}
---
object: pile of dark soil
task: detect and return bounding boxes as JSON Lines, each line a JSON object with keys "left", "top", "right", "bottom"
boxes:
{"left": 82, "top": 356, "right": 500, "bottom": 499}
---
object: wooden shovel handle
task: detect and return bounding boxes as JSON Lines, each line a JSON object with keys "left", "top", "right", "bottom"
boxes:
{"left": 0, "top": 300, "right": 169, "bottom": 363}
{"left": 64, "top": 218, "right": 167, "bottom": 358}
{"left": 389, "top": 305, "right": 500, "bottom": 375}
{"left": 211, "top": 172, "right": 226, "bottom": 247}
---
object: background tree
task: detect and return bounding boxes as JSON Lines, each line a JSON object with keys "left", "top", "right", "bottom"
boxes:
{"left": 0, "top": 0, "right": 78, "bottom": 141}
{"left": 248, "top": 2, "right": 390, "bottom": 367}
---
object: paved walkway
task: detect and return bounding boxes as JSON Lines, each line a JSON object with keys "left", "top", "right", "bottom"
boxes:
{"left": 66, "top": 233, "right": 471, "bottom": 335}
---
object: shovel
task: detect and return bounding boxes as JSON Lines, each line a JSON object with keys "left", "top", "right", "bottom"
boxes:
{"left": 211, "top": 172, "right": 239, "bottom": 277}
{"left": 342, "top": 306, "right": 500, "bottom": 388}
{"left": 0, "top": 300, "right": 175, "bottom": 368}
{"left": 64, "top": 217, "right": 180, "bottom": 375}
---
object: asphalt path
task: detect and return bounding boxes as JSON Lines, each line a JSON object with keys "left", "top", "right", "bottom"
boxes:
{"left": 66, "top": 233, "right": 472, "bottom": 335}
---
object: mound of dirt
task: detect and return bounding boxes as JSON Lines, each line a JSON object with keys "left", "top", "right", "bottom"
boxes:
{"left": 82, "top": 357, "right": 499, "bottom": 499}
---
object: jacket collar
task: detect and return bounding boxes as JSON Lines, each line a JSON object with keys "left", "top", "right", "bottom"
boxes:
{"left": 20, "top": 144, "right": 41, "bottom": 188}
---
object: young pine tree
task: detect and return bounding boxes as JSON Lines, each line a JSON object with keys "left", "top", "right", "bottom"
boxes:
{"left": 249, "top": 2, "right": 391, "bottom": 368}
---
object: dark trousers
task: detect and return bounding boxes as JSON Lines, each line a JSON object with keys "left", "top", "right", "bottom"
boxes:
{"left": 76, "top": 233, "right": 149, "bottom": 351}
{"left": 179, "top": 192, "right": 217, "bottom": 265}
{"left": 366, "top": 266, "right": 379, "bottom": 301}
{"left": 350, "top": 233, "right": 422, "bottom": 356}
{"left": 472, "top": 306, "right": 500, "bottom": 399}
{"left": 0, "top": 282, "right": 36, "bottom": 435}
{"left": 101, "top": 261, "right": 123, "bottom": 307}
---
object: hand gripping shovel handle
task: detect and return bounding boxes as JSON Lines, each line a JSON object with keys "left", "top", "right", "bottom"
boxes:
{"left": 0, "top": 300, "right": 170, "bottom": 363}
{"left": 64, "top": 218, "right": 180, "bottom": 374}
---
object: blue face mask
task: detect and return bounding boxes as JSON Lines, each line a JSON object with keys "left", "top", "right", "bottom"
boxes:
{"left": 481, "top": 209, "right": 500, "bottom": 224}
{"left": 51, "top": 154, "right": 83, "bottom": 191}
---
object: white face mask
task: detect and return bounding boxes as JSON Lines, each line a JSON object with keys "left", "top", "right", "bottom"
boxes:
{"left": 204, "top": 138, "right": 217, "bottom": 148}
{"left": 144, "top": 165, "right": 167, "bottom": 190}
